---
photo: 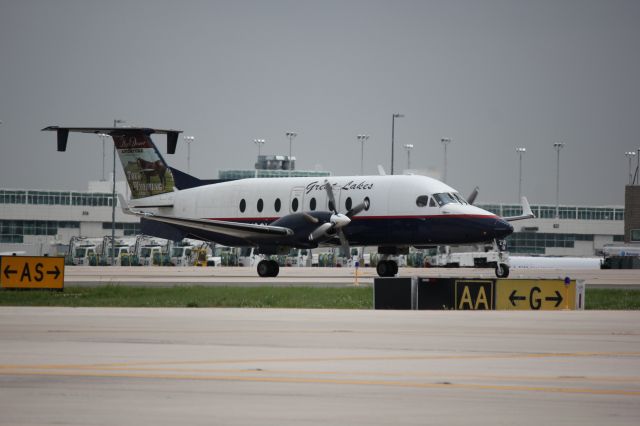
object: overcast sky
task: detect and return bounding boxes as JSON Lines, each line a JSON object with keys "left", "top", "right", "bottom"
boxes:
{"left": 1, "top": 0, "right": 639, "bottom": 206}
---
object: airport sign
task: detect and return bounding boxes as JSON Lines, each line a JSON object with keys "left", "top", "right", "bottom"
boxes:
{"left": 496, "top": 279, "right": 574, "bottom": 310}
{"left": 1, "top": 256, "right": 64, "bottom": 290}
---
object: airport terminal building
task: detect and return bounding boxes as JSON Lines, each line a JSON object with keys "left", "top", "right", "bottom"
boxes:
{"left": 0, "top": 180, "right": 626, "bottom": 257}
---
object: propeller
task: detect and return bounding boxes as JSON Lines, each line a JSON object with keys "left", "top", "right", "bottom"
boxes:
{"left": 307, "top": 180, "right": 368, "bottom": 258}
{"left": 467, "top": 186, "right": 479, "bottom": 205}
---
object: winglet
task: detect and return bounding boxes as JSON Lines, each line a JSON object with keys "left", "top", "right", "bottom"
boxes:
{"left": 377, "top": 165, "right": 386, "bottom": 176}
{"left": 521, "top": 196, "right": 533, "bottom": 218}
{"left": 503, "top": 196, "right": 535, "bottom": 222}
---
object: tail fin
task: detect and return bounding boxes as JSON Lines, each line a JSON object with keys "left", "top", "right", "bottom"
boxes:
{"left": 42, "top": 126, "right": 181, "bottom": 199}
{"left": 113, "top": 132, "right": 176, "bottom": 198}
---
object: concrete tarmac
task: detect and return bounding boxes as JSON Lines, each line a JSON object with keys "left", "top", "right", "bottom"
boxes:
{"left": 0, "top": 308, "right": 639, "bottom": 425}
{"left": 63, "top": 265, "right": 640, "bottom": 288}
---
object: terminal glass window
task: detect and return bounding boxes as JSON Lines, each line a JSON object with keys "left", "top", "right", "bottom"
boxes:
{"left": 502, "top": 205, "right": 523, "bottom": 217}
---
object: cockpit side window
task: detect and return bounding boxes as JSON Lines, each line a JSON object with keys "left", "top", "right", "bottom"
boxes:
{"left": 452, "top": 193, "right": 467, "bottom": 205}
{"left": 428, "top": 197, "right": 437, "bottom": 207}
{"left": 433, "top": 192, "right": 458, "bottom": 206}
{"left": 416, "top": 195, "right": 429, "bottom": 207}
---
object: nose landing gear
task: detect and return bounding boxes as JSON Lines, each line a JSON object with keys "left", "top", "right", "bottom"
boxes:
{"left": 494, "top": 239, "right": 510, "bottom": 278}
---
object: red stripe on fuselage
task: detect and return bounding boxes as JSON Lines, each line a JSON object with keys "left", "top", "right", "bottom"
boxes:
{"left": 204, "top": 214, "right": 499, "bottom": 222}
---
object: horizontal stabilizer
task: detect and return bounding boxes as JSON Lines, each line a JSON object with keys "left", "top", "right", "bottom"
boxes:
{"left": 42, "top": 126, "right": 182, "bottom": 154}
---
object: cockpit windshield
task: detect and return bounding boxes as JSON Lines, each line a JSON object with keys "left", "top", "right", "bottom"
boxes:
{"left": 432, "top": 192, "right": 467, "bottom": 207}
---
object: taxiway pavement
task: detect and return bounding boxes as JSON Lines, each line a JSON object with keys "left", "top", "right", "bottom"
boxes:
{"left": 0, "top": 308, "right": 639, "bottom": 425}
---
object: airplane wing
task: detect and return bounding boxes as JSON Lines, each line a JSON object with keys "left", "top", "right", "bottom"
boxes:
{"left": 118, "top": 195, "right": 293, "bottom": 241}
{"left": 503, "top": 197, "right": 535, "bottom": 222}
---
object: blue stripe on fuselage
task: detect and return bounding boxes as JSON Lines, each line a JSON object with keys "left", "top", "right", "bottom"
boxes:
{"left": 201, "top": 215, "right": 513, "bottom": 246}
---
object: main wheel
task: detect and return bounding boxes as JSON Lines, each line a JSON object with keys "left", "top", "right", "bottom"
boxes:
{"left": 268, "top": 260, "right": 280, "bottom": 277}
{"left": 376, "top": 260, "right": 396, "bottom": 277}
{"left": 495, "top": 263, "right": 510, "bottom": 278}
{"left": 257, "top": 260, "right": 271, "bottom": 277}
{"left": 390, "top": 260, "right": 398, "bottom": 275}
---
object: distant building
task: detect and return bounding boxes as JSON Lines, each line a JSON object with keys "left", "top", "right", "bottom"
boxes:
{"left": 0, "top": 178, "right": 626, "bottom": 257}
{"left": 478, "top": 203, "right": 624, "bottom": 256}
{"left": 218, "top": 155, "right": 331, "bottom": 179}
{"left": 624, "top": 185, "right": 640, "bottom": 243}
{"left": 0, "top": 179, "right": 138, "bottom": 256}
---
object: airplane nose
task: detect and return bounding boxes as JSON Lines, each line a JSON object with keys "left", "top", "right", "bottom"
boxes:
{"left": 493, "top": 219, "right": 513, "bottom": 239}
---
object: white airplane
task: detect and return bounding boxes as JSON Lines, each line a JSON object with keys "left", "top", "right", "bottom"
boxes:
{"left": 43, "top": 126, "right": 534, "bottom": 278}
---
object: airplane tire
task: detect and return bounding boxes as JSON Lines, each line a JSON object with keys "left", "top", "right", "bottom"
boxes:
{"left": 495, "top": 263, "right": 510, "bottom": 278}
{"left": 376, "top": 260, "right": 396, "bottom": 277}
{"left": 269, "top": 260, "right": 280, "bottom": 277}
{"left": 257, "top": 260, "right": 271, "bottom": 277}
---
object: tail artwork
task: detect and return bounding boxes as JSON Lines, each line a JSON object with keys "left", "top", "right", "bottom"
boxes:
{"left": 112, "top": 132, "right": 175, "bottom": 198}
{"left": 42, "top": 126, "right": 181, "bottom": 199}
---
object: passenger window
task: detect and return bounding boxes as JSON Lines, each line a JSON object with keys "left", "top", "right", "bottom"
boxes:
{"left": 274, "top": 198, "right": 281, "bottom": 212}
{"left": 291, "top": 198, "right": 299, "bottom": 212}
{"left": 239, "top": 199, "right": 246, "bottom": 213}
{"left": 257, "top": 198, "right": 264, "bottom": 212}
{"left": 345, "top": 197, "right": 352, "bottom": 211}
{"left": 364, "top": 197, "right": 370, "bottom": 211}
{"left": 310, "top": 198, "right": 316, "bottom": 211}
{"left": 416, "top": 195, "right": 429, "bottom": 207}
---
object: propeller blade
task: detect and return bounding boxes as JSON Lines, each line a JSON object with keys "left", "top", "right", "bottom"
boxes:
{"left": 467, "top": 186, "right": 479, "bottom": 205}
{"left": 337, "top": 229, "right": 350, "bottom": 257}
{"left": 309, "top": 222, "right": 333, "bottom": 241}
{"left": 323, "top": 179, "right": 338, "bottom": 214}
{"left": 346, "top": 199, "right": 369, "bottom": 218}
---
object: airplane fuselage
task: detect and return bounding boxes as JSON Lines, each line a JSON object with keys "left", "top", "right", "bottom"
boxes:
{"left": 133, "top": 174, "right": 513, "bottom": 249}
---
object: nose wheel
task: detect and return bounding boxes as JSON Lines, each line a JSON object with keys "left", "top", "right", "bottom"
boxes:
{"left": 493, "top": 239, "right": 509, "bottom": 278}
{"left": 495, "top": 263, "right": 509, "bottom": 278}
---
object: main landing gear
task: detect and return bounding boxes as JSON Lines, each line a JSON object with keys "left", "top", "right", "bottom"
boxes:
{"left": 376, "top": 259, "right": 398, "bottom": 277}
{"left": 257, "top": 259, "right": 280, "bottom": 277}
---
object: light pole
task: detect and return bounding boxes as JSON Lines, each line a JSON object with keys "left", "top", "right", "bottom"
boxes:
{"left": 403, "top": 144, "right": 414, "bottom": 170}
{"left": 636, "top": 148, "right": 640, "bottom": 185}
{"left": 183, "top": 136, "right": 195, "bottom": 173}
{"left": 111, "top": 119, "right": 125, "bottom": 266}
{"left": 553, "top": 142, "right": 564, "bottom": 220}
{"left": 516, "top": 147, "right": 526, "bottom": 200}
{"left": 98, "top": 133, "right": 109, "bottom": 181}
{"left": 391, "top": 113, "right": 404, "bottom": 175}
{"left": 626, "top": 151, "right": 637, "bottom": 185}
{"left": 441, "top": 138, "right": 452, "bottom": 183}
{"left": 286, "top": 131, "right": 297, "bottom": 176}
{"left": 254, "top": 139, "right": 265, "bottom": 157}
{"left": 357, "top": 134, "right": 369, "bottom": 175}
{"left": 254, "top": 139, "right": 265, "bottom": 178}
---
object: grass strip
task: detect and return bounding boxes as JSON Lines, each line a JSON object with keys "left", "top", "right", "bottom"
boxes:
{"left": 0, "top": 286, "right": 638, "bottom": 310}
{"left": 0, "top": 285, "right": 372, "bottom": 309}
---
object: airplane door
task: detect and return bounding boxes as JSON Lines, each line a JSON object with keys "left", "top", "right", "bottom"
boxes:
{"left": 289, "top": 187, "right": 305, "bottom": 213}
